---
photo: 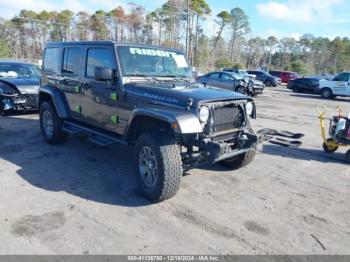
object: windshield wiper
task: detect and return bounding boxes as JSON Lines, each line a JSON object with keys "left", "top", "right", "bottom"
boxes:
{"left": 154, "top": 75, "right": 192, "bottom": 83}
{"left": 124, "top": 74, "right": 161, "bottom": 83}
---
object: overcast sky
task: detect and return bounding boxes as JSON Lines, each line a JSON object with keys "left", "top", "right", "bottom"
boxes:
{"left": 0, "top": 0, "right": 349, "bottom": 39}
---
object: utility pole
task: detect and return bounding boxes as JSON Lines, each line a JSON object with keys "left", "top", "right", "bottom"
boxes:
{"left": 185, "top": 0, "right": 190, "bottom": 59}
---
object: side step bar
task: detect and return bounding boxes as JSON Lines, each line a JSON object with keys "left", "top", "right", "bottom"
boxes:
{"left": 63, "top": 121, "right": 127, "bottom": 146}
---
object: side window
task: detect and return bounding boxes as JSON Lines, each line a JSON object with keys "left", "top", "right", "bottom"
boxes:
{"left": 310, "top": 79, "right": 319, "bottom": 85}
{"left": 86, "top": 48, "right": 114, "bottom": 78}
{"left": 62, "top": 47, "right": 81, "bottom": 76}
{"left": 221, "top": 73, "right": 233, "bottom": 80}
{"left": 333, "top": 73, "right": 350, "bottom": 82}
{"left": 43, "top": 48, "right": 60, "bottom": 73}
{"left": 208, "top": 73, "right": 220, "bottom": 79}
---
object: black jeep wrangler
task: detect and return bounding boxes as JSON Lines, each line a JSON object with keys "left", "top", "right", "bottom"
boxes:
{"left": 39, "top": 41, "right": 258, "bottom": 202}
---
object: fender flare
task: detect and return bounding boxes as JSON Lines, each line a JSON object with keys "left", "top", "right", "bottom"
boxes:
{"left": 124, "top": 108, "right": 203, "bottom": 138}
{"left": 39, "top": 85, "right": 69, "bottom": 118}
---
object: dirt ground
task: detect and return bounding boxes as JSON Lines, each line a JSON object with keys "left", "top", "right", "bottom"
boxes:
{"left": 0, "top": 87, "right": 349, "bottom": 255}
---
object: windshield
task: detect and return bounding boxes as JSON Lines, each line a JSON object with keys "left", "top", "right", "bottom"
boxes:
{"left": 232, "top": 73, "right": 244, "bottom": 80}
{"left": 0, "top": 63, "right": 40, "bottom": 78}
{"left": 117, "top": 46, "right": 190, "bottom": 79}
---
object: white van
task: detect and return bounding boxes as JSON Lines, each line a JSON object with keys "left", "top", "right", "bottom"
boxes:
{"left": 318, "top": 72, "right": 350, "bottom": 99}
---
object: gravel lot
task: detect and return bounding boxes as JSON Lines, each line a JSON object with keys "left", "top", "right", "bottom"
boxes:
{"left": 0, "top": 87, "right": 349, "bottom": 255}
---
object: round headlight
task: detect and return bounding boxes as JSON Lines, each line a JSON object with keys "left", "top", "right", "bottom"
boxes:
{"left": 246, "top": 102, "right": 254, "bottom": 116}
{"left": 199, "top": 106, "right": 210, "bottom": 123}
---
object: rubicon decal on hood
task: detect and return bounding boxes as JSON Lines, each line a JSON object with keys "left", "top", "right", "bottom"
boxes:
{"left": 126, "top": 89, "right": 180, "bottom": 105}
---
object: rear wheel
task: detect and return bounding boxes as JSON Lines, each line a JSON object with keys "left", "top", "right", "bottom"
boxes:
{"left": 220, "top": 147, "right": 256, "bottom": 170}
{"left": 134, "top": 132, "right": 183, "bottom": 202}
{"left": 322, "top": 138, "right": 338, "bottom": 153}
{"left": 321, "top": 88, "right": 333, "bottom": 99}
{"left": 39, "top": 102, "right": 67, "bottom": 145}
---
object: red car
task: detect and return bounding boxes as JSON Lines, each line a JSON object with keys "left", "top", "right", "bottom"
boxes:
{"left": 269, "top": 70, "right": 300, "bottom": 83}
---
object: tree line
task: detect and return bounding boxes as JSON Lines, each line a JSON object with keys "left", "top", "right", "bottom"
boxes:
{"left": 0, "top": 0, "right": 349, "bottom": 75}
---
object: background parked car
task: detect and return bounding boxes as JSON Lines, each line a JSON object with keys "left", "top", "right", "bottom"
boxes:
{"left": 287, "top": 77, "right": 319, "bottom": 93}
{"left": 223, "top": 68, "right": 255, "bottom": 78}
{"left": 196, "top": 71, "right": 249, "bottom": 95}
{"left": 247, "top": 70, "right": 281, "bottom": 86}
{"left": 318, "top": 72, "right": 350, "bottom": 99}
{"left": 222, "top": 68, "right": 264, "bottom": 95}
{"left": 269, "top": 70, "right": 299, "bottom": 83}
{"left": 0, "top": 61, "right": 40, "bottom": 114}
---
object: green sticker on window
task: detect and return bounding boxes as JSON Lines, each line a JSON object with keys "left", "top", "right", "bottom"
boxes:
{"left": 110, "top": 115, "right": 118, "bottom": 124}
{"left": 74, "top": 86, "right": 80, "bottom": 93}
{"left": 110, "top": 92, "right": 117, "bottom": 101}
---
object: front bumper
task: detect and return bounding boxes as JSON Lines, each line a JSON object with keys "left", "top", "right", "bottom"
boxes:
{"left": 0, "top": 94, "right": 38, "bottom": 112}
{"left": 182, "top": 130, "right": 261, "bottom": 171}
{"left": 252, "top": 85, "right": 265, "bottom": 93}
{"left": 206, "top": 132, "right": 259, "bottom": 162}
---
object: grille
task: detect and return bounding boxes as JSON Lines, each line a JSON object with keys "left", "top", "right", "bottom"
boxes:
{"left": 213, "top": 105, "right": 244, "bottom": 132}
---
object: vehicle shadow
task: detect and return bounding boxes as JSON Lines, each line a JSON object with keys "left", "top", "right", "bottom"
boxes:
{"left": 0, "top": 116, "right": 152, "bottom": 207}
{"left": 261, "top": 144, "right": 347, "bottom": 164}
{"left": 290, "top": 93, "right": 350, "bottom": 102}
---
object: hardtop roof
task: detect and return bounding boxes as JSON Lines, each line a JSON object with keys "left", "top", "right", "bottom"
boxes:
{"left": 45, "top": 41, "right": 183, "bottom": 53}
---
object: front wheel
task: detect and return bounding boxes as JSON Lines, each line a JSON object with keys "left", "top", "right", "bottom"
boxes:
{"left": 134, "top": 132, "right": 183, "bottom": 202}
{"left": 39, "top": 102, "right": 67, "bottom": 145}
{"left": 265, "top": 80, "right": 272, "bottom": 87}
{"left": 345, "top": 150, "right": 350, "bottom": 164}
{"left": 235, "top": 86, "right": 246, "bottom": 95}
{"left": 321, "top": 88, "right": 333, "bottom": 99}
{"left": 322, "top": 138, "right": 338, "bottom": 153}
{"left": 220, "top": 147, "right": 256, "bottom": 170}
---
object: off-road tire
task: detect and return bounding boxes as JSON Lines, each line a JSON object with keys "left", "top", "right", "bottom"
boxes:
{"left": 220, "top": 147, "right": 256, "bottom": 170}
{"left": 322, "top": 138, "right": 338, "bottom": 153}
{"left": 321, "top": 88, "right": 333, "bottom": 99}
{"left": 345, "top": 150, "right": 350, "bottom": 164}
{"left": 39, "top": 101, "right": 67, "bottom": 145}
{"left": 134, "top": 132, "right": 183, "bottom": 202}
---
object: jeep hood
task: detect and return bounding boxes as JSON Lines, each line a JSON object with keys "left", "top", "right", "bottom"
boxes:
{"left": 124, "top": 82, "right": 251, "bottom": 107}
{"left": 0, "top": 77, "right": 40, "bottom": 94}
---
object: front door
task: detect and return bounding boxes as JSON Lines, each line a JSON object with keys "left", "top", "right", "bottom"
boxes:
{"left": 332, "top": 73, "right": 350, "bottom": 96}
{"left": 61, "top": 46, "right": 84, "bottom": 121}
{"left": 206, "top": 73, "right": 222, "bottom": 87}
{"left": 220, "top": 73, "right": 235, "bottom": 90}
{"left": 80, "top": 45, "right": 122, "bottom": 134}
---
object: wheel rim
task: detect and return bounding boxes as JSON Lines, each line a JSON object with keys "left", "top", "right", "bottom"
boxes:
{"left": 323, "top": 89, "right": 330, "bottom": 97}
{"left": 42, "top": 110, "right": 54, "bottom": 138}
{"left": 237, "top": 87, "right": 245, "bottom": 94}
{"left": 138, "top": 146, "right": 158, "bottom": 188}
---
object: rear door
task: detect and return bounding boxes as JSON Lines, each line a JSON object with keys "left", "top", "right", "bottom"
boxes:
{"left": 80, "top": 45, "right": 121, "bottom": 133}
{"left": 60, "top": 46, "right": 84, "bottom": 121}
{"left": 332, "top": 73, "right": 350, "bottom": 95}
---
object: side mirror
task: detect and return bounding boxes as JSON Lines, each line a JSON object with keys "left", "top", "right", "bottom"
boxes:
{"left": 94, "top": 67, "right": 115, "bottom": 81}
